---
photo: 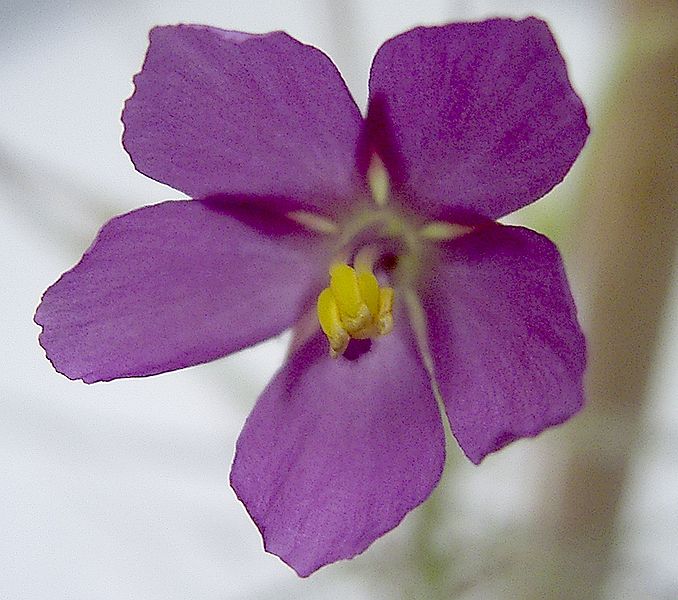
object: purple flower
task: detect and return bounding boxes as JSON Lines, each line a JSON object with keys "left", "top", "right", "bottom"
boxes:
{"left": 35, "top": 18, "right": 589, "bottom": 576}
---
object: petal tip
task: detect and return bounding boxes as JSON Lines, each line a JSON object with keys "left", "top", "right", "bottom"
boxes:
{"left": 229, "top": 470, "right": 321, "bottom": 577}
{"left": 35, "top": 311, "right": 99, "bottom": 385}
{"left": 461, "top": 392, "right": 586, "bottom": 465}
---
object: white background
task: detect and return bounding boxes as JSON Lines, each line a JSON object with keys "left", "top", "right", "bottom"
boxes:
{"left": 1, "top": 1, "right": 675, "bottom": 599}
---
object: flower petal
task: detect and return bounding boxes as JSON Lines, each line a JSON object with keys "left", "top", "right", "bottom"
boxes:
{"left": 421, "top": 225, "right": 585, "bottom": 464}
{"left": 35, "top": 199, "right": 326, "bottom": 383}
{"left": 123, "top": 25, "right": 364, "bottom": 216}
{"left": 368, "top": 18, "right": 589, "bottom": 222}
{"left": 230, "top": 326, "right": 445, "bottom": 576}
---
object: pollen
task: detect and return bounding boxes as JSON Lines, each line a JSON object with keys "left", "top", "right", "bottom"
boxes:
{"left": 317, "top": 261, "right": 394, "bottom": 358}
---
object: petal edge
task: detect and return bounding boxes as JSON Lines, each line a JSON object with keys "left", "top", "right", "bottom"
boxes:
{"left": 421, "top": 224, "right": 586, "bottom": 463}
{"left": 35, "top": 199, "right": 326, "bottom": 382}
{"left": 231, "top": 326, "right": 445, "bottom": 575}
{"left": 368, "top": 18, "right": 589, "bottom": 221}
{"left": 123, "top": 25, "right": 365, "bottom": 216}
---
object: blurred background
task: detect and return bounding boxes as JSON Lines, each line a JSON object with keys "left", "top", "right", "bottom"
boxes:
{"left": 1, "top": 1, "right": 676, "bottom": 598}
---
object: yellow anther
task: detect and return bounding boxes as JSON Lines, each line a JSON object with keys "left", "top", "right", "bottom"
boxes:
{"left": 316, "top": 288, "right": 349, "bottom": 358}
{"left": 357, "top": 271, "right": 380, "bottom": 321}
{"left": 317, "top": 260, "right": 395, "bottom": 357}
{"left": 329, "top": 263, "right": 371, "bottom": 331}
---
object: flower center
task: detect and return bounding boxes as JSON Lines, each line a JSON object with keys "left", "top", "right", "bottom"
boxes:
{"left": 293, "top": 156, "right": 474, "bottom": 358}
{"left": 316, "top": 260, "right": 394, "bottom": 358}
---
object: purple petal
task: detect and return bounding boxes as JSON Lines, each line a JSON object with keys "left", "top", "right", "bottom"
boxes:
{"left": 230, "top": 326, "right": 444, "bottom": 576}
{"left": 35, "top": 200, "right": 326, "bottom": 383}
{"left": 421, "top": 225, "right": 585, "bottom": 464}
{"left": 123, "top": 25, "right": 364, "bottom": 216}
{"left": 368, "top": 18, "right": 589, "bottom": 222}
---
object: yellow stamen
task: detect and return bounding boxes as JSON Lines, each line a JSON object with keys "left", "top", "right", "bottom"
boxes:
{"left": 329, "top": 263, "right": 371, "bottom": 331}
{"left": 316, "top": 288, "right": 349, "bottom": 358}
{"left": 357, "top": 271, "right": 380, "bottom": 321}
{"left": 317, "top": 261, "right": 395, "bottom": 357}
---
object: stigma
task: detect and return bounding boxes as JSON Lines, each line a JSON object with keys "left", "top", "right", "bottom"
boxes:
{"left": 316, "top": 260, "right": 394, "bottom": 358}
